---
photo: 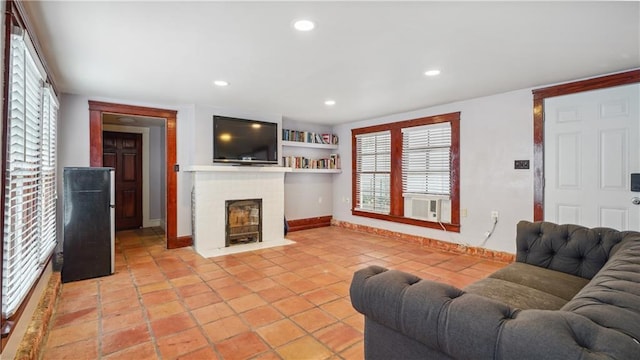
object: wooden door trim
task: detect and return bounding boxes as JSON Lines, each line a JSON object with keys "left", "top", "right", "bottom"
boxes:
{"left": 531, "top": 69, "right": 640, "bottom": 221}
{"left": 88, "top": 101, "right": 185, "bottom": 249}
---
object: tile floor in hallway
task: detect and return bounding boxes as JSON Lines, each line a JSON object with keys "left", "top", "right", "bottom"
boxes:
{"left": 41, "top": 226, "right": 508, "bottom": 360}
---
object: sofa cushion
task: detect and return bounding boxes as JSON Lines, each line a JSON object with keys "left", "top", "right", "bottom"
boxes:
{"left": 488, "top": 262, "right": 589, "bottom": 301}
{"left": 464, "top": 277, "right": 567, "bottom": 310}
{"left": 516, "top": 221, "right": 627, "bottom": 279}
{"left": 561, "top": 239, "right": 640, "bottom": 343}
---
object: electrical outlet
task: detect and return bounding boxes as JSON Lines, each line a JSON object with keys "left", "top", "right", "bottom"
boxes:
{"left": 491, "top": 211, "right": 499, "bottom": 220}
{"left": 318, "top": 197, "right": 323, "bottom": 204}
{"left": 461, "top": 208, "right": 468, "bottom": 217}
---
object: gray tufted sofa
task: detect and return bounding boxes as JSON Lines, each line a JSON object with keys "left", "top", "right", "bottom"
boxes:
{"left": 350, "top": 221, "right": 640, "bottom": 359}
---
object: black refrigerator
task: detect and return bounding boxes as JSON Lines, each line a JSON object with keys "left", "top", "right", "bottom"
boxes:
{"left": 62, "top": 167, "right": 115, "bottom": 283}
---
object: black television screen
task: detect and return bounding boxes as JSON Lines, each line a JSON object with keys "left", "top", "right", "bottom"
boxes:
{"left": 213, "top": 115, "right": 279, "bottom": 165}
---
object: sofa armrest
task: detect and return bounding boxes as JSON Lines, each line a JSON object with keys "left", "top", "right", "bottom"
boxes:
{"left": 350, "top": 266, "right": 517, "bottom": 359}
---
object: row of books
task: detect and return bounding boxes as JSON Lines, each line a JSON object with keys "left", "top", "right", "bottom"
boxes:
{"left": 283, "top": 154, "right": 341, "bottom": 170}
{"left": 282, "top": 129, "right": 339, "bottom": 145}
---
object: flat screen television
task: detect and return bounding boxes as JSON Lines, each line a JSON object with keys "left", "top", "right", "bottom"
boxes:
{"left": 213, "top": 115, "right": 279, "bottom": 165}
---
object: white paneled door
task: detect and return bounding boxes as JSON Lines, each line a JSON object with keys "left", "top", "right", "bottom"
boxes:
{"left": 545, "top": 83, "right": 640, "bottom": 230}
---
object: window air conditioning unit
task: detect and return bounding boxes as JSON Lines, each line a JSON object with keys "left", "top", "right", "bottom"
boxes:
{"left": 404, "top": 197, "right": 441, "bottom": 222}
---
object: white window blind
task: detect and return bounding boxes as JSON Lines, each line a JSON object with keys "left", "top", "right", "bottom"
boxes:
{"left": 402, "top": 123, "right": 451, "bottom": 195}
{"left": 2, "top": 30, "right": 57, "bottom": 319}
{"left": 40, "top": 86, "right": 58, "bottom": 264}
{"left": 355, "top": 131, "right": 391, "bottom": 214}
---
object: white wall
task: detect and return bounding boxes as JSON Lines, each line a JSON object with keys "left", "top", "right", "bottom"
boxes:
{"left": 282, "top": 119, "right": 335, "bottom": 220}
{"left": 57, "top": 94, "right": 195, "bottom": 237}
{"left": 332, "top": 88, "right": 535, "bottom": 253}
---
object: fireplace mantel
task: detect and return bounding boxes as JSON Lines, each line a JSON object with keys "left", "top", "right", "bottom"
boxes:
{"left": 186, "top": 165, "right": 291, "bottom": 173}
{"left": 188, "top": 166, "right": 293, "bottom": 257}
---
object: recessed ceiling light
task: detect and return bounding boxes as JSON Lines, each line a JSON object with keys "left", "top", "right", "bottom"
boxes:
{"left": 424, "top": 69, "right": 441, "bottom": 77}
{"left": 213, "top": 80, "right": 229, "bottom": 87}
{"left": 293, "top": 19, "right": 315, "bottom": 32}
{"left": 324, "top": 99, "right": 336, "bottom": 106}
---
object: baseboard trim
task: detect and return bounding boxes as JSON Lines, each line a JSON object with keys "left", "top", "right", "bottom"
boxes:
{"left": 170, "top": 235, "right": 193, "bottom": 249}
{"left": 331, "top": 219, "right": 515, "bottom": 263}
{"left": 287, "top": 216, "right": 332, "bottom": 232}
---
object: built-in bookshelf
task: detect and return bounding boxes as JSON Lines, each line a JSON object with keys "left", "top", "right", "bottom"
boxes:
{"left": 282, "top": 129, "right": 341, "bottom": 173}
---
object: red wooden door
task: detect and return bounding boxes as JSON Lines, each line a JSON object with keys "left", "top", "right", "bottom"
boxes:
{"left": 103, "top": 131, "right": 143, "bottom": 230}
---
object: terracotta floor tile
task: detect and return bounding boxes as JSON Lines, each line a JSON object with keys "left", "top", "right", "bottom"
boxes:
{"left": 53, "top": 307, "right": 98, "bottom": 328}
{"left": 191, "top": 302, "right": 235, "bottom": 325}
{"left": 40, "top": 226, "right": 511, "bottom": 360}
{"left": 290, "top": 308, "right": 337, "bottom": 333}
{"left": 320, "top": 298, "right": 357, "bottom": 320}
{"left": 102, "top": 297, "right": 141, "bottom": 318}
{"left": 257, "top": 285, "right": 295, "bottom": 303}
{"left": 275, "top": 336, "right": 333, "bottom": 360}
{"left": 101, "top": 287, "right": 138, "bottom": 304}
{"left": 146, "top": 300, "right": 186, "bottom": 321}
{"left": 202, "top": 315, "right": 250, "bottom": 342}
{"left": 46, "top": 320, "right": 99, "bottom": 348}
{"left": 141, "top": 289, "right": 179, "bottom": 307}
{"left": 340, "top": 341, "right": 365, "bottom": 360}
{"left": 343, "top": 313, "right": 365, "bottom": 333}
{"left": 156, "top": 327, "right": 209, "bottom": 359}
{"left": 303, "top": 289, "right": 341, "bottom": 306}
{"left": 216, "top": 332, "right": 270, "bottom": 360}
{"left": 176, "top": 282, "right": 211, "bottom": 298}
{"left": 103, "top": 341, "right": 158, "bottom": 360}
{"left": 101, "top": 323, "right": 151, "bottom": 355}
{"left": 102, "top": 309, "right": 146, "bottom": 334}
{"left": 228, "top": 293, "right": 268, "bottom": 313}
{"left": 182, "top": 291, "right": 223, "bottom": 310}
{"left": 176, "top": 346, "right": 220, "bottom": 360}
{"left": 272, "top": 296, "right": 314, "bottom": 316}
{"left": 150, "top": 312, "right": 197, "bottom": 338}
{"left": 240, "top": 305, "right": 284, "bottom": 328}
{"left": 314, "top": 323, "right": 361, "bottom": 352}
{"left": 42, "top": 338, "right": 98, "bottom": 360}
{"left": 216, "top": 284, "right": 252, "bottom": 300}
{"left": 256, "top": 319, "right": 305, "bottom": 348}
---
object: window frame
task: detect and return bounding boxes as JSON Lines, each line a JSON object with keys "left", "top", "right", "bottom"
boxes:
{"left": 351, "top": 112, "right": 460, "bottom": 232}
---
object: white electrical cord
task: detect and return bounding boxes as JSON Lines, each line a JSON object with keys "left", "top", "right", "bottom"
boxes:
{"left": 480, "top": 217, "right": 498, "bottom": 247}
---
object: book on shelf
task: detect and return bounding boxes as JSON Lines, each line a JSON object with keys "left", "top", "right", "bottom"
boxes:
{"left": 282, "top": 154, "right": 341, "bottom": 170}
{"left": 282, "top": 129, "right": 338, "bottom": 145}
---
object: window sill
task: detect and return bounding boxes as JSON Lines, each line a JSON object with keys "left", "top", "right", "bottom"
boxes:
{"left": 352, "top": 209, "right": 461, "bottom": 233}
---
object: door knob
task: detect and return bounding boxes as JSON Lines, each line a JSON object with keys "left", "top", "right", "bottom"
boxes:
{"left": 632, "top": 197, "right": 640, "bottom": 205}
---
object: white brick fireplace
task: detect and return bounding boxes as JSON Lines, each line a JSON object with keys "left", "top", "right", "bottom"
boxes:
{"left": 187, "top": 166, "right": 293, "bottom": 258}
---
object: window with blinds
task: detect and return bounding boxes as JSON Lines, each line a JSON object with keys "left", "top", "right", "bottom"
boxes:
{"left": 355, "top": 131, "right": 391, "bottom": 214}
{"left": 402, "top": 122, "right": 451, "bottom": 196}
{"left": 2, "top": 30, "right": 59, "bottom": 319}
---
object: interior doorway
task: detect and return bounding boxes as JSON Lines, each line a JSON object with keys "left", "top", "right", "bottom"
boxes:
{"left": 532, "top": 69, "right": 640, "bottom": 222}
{"left": 88, "top": 101, "right": 188, "bottom": 249}
{"left": 103, "top": 131, "right": 143, "bottom": 230}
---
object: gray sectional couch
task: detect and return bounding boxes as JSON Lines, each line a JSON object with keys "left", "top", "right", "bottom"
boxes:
{"left": 350, "top": 221, "right": 640, "bottom": 359}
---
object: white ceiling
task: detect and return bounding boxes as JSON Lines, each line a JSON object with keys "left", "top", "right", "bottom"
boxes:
{"left": 24, "top": 1, "right": 640, "bottom": 125}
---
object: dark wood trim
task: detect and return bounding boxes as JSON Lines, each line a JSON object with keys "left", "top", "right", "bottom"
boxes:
{"left": 171, "top": 235, "right": 193, "bottom": 249}
{"left": 287, "top": 216, "right": 332, "bottom": 232}
{"left": 88, "top": 101, "right": 185, "bottom": 249}
{"left": 352, "top": 210, "right": 461, "bottom": 233}
{"left": 351, "top": 112, "right": 461, "bottom": 231}
{"left": 531, "top": 69, "right": 640, "bottom": 221}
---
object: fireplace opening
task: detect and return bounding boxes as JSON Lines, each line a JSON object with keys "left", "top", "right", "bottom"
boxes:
{"left": 225, "top": 199, "right": 262, "bottom": 247}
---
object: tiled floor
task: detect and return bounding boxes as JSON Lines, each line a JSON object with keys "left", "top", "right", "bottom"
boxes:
{"left": 41, "top": 226, "right": 508, "bottom": 360}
